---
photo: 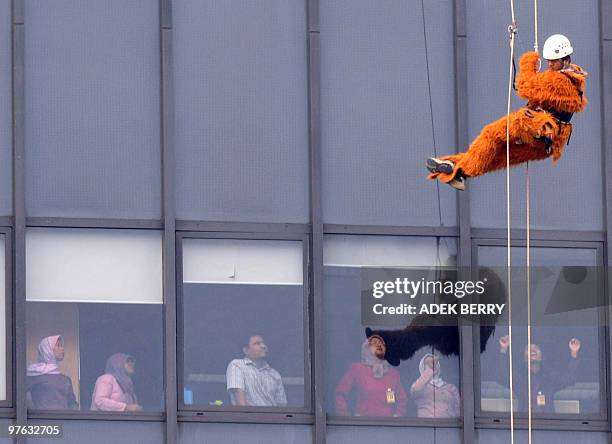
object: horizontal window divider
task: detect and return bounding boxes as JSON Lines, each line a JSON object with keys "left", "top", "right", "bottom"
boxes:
{"left": 26, "top": 411, "right": 165, "bottom": 422}
{"left": 178, "top": 411, "right": 314, "bottom": 425}
{"left": 180, "top": 406, "right": 311, "bottom": 415}
{"left": 476, "top": 411, "right": 606, "bottom": 423}
{"left": 176, "top": 220, "right": 310, "bottom": 234}
{"left": 0, "top": 218, "right": 12, "bottom": 227}
{"left": 472, "top": 228, "right": 605, "bottom": 242}
{"left": 475, "top": 417, "right": 609, "bottom": 432}
{"left": 326, "top": 416, "right": 461, "bottom": 428}
{"left": 323, "top": 224, "right": 459, "bottom": 237}
{"left": 26, "top": 217, "right": 163, "bottom": 230}
{"left": 0, "top": 408, "right": 14, "bottom": 418}
{"left": 177, "top": 231, "right": 308, "bottom": 242}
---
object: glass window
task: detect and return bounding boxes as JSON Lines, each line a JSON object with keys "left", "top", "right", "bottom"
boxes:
{"left": 324, "top": 235, "right": 461, "bottom": 420}
{"left": 179, "top": 237, "right": 307, "bottom": 411}
{"left": 25, "top": 228, "right": 163, "bottom": 412}
{"left": 477, "top": 244, "right": 604, "bottom": 418}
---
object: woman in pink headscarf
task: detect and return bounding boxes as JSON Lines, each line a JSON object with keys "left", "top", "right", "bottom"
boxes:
{"left": 27, "top": 335, "right": 78, "bottom": 410}
{"left": 91, "top": 353, "right": 142, "bottom": 412}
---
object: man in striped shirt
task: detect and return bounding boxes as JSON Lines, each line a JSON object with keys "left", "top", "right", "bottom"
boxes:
{"left": 226, "top": 335, "right": 287, "bottom": 407}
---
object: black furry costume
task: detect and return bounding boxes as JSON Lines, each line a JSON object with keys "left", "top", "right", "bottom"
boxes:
{"left": 366, "top": 267, "right": 505, "bottom": 366}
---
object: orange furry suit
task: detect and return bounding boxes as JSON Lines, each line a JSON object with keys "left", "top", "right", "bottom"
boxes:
{"left": 427, "top": 51, "right": 587, "bottom": 185}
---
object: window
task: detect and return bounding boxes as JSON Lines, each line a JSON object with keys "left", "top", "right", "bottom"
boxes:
{"left": 25, "top": 228, "right": 164, "bottom": 413}
{"left": 324, "top": 235, "right": 461, "bottom": 420}
{"left": 178, "top": 235, "right": 308, "bottom": 412}
{"left": 476, "top": 242, "right": 605, "bottom": 420}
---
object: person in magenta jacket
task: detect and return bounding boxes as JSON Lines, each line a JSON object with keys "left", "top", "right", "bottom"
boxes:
{"left": 335, "top": 336, "right": 407, "bottom": 417}
{"left": 91, "top": 353, "right": 142, "bottom": 412}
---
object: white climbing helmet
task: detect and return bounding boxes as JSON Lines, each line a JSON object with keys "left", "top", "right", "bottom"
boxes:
{"left": 542, "top": 34, "right": 573, "bottom": 60}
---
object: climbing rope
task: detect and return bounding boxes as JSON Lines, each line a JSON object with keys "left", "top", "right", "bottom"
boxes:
{"left": 505, "top": 5, "right": 517, "bottom": 442}
{"left": 420, "top": 0, "right": 443, "bottom": 228}
{"left": 421, "top": 0, "right": 441, "bottom": 422}
{"left": 526, "top": 2, "right": 538, "bottom": 443}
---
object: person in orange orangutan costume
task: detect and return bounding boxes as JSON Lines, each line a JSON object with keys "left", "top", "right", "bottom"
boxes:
{"left": 427, "top": 34, "right": 588, "bottom": 190}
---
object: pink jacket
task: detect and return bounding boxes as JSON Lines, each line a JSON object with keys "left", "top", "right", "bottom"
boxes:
{"left": 91, "top": 374, "right": 130, "bottom": 411}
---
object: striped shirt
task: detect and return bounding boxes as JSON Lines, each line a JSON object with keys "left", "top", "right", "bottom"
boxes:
{"left": 226, "top": 358, "right": 287, "bottom": 407}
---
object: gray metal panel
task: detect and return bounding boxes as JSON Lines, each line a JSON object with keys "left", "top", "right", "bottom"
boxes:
{"left": 604, "top": 41, "right": 612, "bottom": 191}
{"left": 29, "top": 420, "right": 164, "bottom": 444}
{"left": 603, "top": 0, "right": 612, "bottom": 40}
{"left": 0, "top": 420, "right": 13, "bottom": 444}
{"left": 327, "top": 426, "right": 461, "bottom": 444}
{"left": 12, "top": 12, "right": 27, "bottom": 439}
{"left": 178, "top": 423, "right": 313, "bottom": 444}
{"left": 476, "top": 429, "right": 609, "bottom": 444}
{"left": 307, "top": 15, "right": 326, "bottom": 444}
{"left": 467, "top": 0, "right": 603, "bottom": 230}
{"left": 320, "top": 0, "right": 456, "bottom": 227}
{"left": 0, "top": 0, "right": 11, "bottom": 216}
{"left": 173, "top": 0, "right": 309, "bottom": 223}
{"left": 24, "top": 0, "right": 162, "bottom": 219}
{"left": 161, "top": 13, "right": 178, "bottom": 443}
{"left": 601, "top": 5, "right": 612, "bottom": 437}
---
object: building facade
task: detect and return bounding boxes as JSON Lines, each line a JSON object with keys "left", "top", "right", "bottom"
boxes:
{"left": 1, "top": 0, "right": 612, "bottom": 443}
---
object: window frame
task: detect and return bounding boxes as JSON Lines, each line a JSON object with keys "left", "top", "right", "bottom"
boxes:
{"left": 23, "top": 226, "right": 166, "bottom": 421}
{"left": 322, "top": 233, "right": 463, "bottom": 428}
{"left": 176, "top": 231, "right": 312, "bottom": 418}
{"left": 472, "top": 238, "right": 609, "bottom": 427}
{"left": 0, "top": 227, "right": 12, "bottom": 412}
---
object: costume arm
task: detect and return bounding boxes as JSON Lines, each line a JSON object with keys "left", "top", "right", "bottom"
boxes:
{"left": 335, "top": 365, "right": 356, "bottom": 416}
{"left": 516, "top": 52, "right": 586, "bottom": 113}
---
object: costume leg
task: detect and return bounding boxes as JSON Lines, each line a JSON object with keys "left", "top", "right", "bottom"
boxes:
{"left": 428, "top": 109, "right": 560, "bottom": 184}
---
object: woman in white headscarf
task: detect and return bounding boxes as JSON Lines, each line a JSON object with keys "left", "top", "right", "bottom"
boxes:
{"left": 410, "top": 352, "right": 460, "bottom": 418}
{"left": 27, "top": 335, "right": 78, "bottom": 410}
